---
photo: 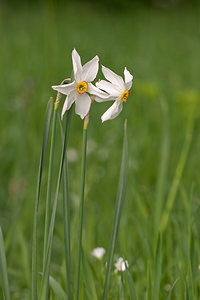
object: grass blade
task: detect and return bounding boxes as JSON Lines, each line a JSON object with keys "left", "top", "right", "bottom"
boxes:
{"left": 0, "top": 227, "right": 11, "bottom": 300}
{"left": 32, "top": 98, "right": 53, "bottom": 300}
{"left": 167, "top": 278, "right": 179, "bottom": 300}
{"left": 187, "top": 262, "right": 194, "bottom": 300}
{"left": 146, "top": 262, "right": 152, "bottom": 300}
{"left": 43, "top": 108, "right": 57, "bottom": 272}
{"left": 160, "top": 114, "right": 194, "bottom": 232}
{"left": 39, "top": 106, "right": 73, "bottom": 300}
{"left": 154, "top": 99, "right": 170, "bottom": 238}
{"left": 58, "top": 114, "right": 71, "bottom": 299}
{"left": 125, "top": 267, "right": 137, "bottom": 300}
{"left": 82, "top": 250, "right": 98, "bottom": 300}
{"left": 103, "top": 120, "right": 128, "bottom": 300}
{"left": 49, "top": 276, "right": 67, "bottom": 299}
{"left": 120, "top": 274, "right": 124, "bottom": 300}
{"left": 153, "top": 235, "right": 162, "bottom": 300}
{"left": 18, "top": 226, "right": 31, "bottom": 288}
{"left": 74, "top": 123, "right": 88, "bottom": 300}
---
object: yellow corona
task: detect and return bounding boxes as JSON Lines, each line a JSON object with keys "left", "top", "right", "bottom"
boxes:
{"left": 120, "top": 90, "right": 129, "bottom": 102}
{"left": 77, "top": 81, "right": 88, "bottom": 94}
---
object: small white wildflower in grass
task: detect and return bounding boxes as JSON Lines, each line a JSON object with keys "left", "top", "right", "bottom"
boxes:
{"left": 96, "top": 66, "right": 133, "bottom": 122}
{"left": 114, "top": 257, "right": 128, "bottom": 272}
{"left": 91, "top": 247, "right": 106, "bottom": 259}
{"left": 52, "top": 48, "right": 108, "bottom": 119}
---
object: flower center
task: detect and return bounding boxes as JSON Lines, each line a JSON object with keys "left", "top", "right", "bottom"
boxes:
{"left": 77, "top": 81, "right": 88, "bottom": 94}
{"left": 120, "top": 90, "right": 129, "bottom": 102}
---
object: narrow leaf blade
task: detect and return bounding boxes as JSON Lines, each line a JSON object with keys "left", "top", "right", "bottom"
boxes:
{"left": 0, "top": 227, "right": 11, "bottom": 300}
{"left": 32, "top": 98, "right": 53, "bottom": 300}
{"left": 49, "top": 276, "right": 67, "bottom": 300}
{"left": 103, "top": 120, "right": 128, "bottom": 300}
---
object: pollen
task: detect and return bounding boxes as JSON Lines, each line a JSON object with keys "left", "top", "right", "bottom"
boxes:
{"left": 120, "top": 90, "right": 129, "bottom": 102}
{"left": 77, "top": 81, "right": 88, "bottom": 94}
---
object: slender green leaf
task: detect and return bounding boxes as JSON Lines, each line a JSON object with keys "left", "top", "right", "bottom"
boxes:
{"left": 120, "top": 275, "right": 124, "bottom": 300}
{"left": 103, "top": 120, "right": 128, "bottom": 300}
{"left": 82, "top": 250, "right": 98, "bottom": 300}
{"left": 146, "top": 262, "right": 151, "bottom": 300}
{"left": 18, "top": 227, "right": 31, "bottom": 287}
{"left": 124, "top": 268, "right": 137, "bottom": 300}
{"left": 167, "top": 278, "right": 179, "bottom": 300}
{"left": 43, "top": 108, "right": 57, "bottom": 272}
{"left": 184, "top": 281, "right": 189, "bottom": 300}
{"left": 39, "top": 106, "right": 72, "bottom": 300}
{"left": 160, "top": 114, "right": 194, "bottom": 232}
{"left": 74, "top": 126, "right": 88, "bottom": 300}
{"left": 58, "top": 114, "right": 71, "bottom": 299}
{"left": 187, "top": 262, "right": 194, "bottom": 300}
{"left": 32, "top": 98, "right": 53, "bottom": 300}
{"left": 154, "top": 99, "right": 170, "bottom": 238}
{"left": 0, "top": 227, "right": 10, "bottom": 300}
{"left": 153, "top": 235, "right": 162, "bottom": 300}
{"left": 49, "top": 276, "right": 67, "bottom": 300}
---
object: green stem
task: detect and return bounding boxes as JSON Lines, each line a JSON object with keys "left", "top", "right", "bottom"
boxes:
{"left": 43, "top": 108, "right": 57, "bottom": 272}
{"left": 74, "top": 126, "right": 88, "bottom": 300}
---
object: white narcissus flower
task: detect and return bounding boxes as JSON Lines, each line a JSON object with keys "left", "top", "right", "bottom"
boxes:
{"left": 114, "top": 257, "right": 129, "bottom": 272}
{"left": 91, "top": 247, "right": 106, "bottom": 259}
{"left": 96, "top": 66, "right": 133, "bottom": 122}
{"left": 52, "top": 49, "right": 108, "bottom": 119}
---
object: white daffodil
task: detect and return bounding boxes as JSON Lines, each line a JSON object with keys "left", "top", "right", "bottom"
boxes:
{"left": 114, "top": 257, "right": 129, "bottom": 272}
{"left": 91, "top": 247, "right": 106, "bottom": 259}
{"left": 96, "top": 66, "right": 133, "bottom": 122}
{"left": 52, "top": 48, "right": 108, "bottom": 119}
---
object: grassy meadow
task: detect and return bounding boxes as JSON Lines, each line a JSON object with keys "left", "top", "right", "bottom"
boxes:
{"left": 1, "top": 0, "right": 200, "bottom": 299}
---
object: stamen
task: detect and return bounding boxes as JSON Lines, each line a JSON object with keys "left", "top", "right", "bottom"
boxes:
{"left": 77, "top": 81, "right": 88, "bottom": 94}
{"left": 120, "top": 90, "right": 129, "bottom": 102}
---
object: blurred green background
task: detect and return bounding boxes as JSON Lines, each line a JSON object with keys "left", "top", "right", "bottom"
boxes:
{"left": 1, "top": 0, "right": 200, "bottom": 298}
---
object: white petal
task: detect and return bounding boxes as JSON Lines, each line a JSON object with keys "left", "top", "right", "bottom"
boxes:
{"left": 124, "top": 67, "right": 133, "bottom": 90}
{"left": 82, "top": 56, "right": 99, "bottom": 82}
{"left": 75, "top": 93, "right": 91, "bottom": 119}
{"left": 88, "top": 83, "right": 113, "bottom": 102}
{"left": 72, "top": 48, "right": 83, "bottom": 82}
{"left": 96, "top": 80, "right": 121, "bottom": 96}
{"left": 125, "top": 81, "right": 132, "bottom": 90}
{"left": 52, "top": 81, "right": 76, "bottom": 95}
{"left": 61, "top": 91, "right": 77, "bottom": 119}
{"left": 102, "top": 65, "right": 125, "bottom": 90}
{"left": 101, "top": 101, "right": 123, "bottom": 123}
{"left": 95, "top": 95, "right": 115, "bottom": 103}
{"left": 88, "top": 83, "right": 108, "bottom": 97}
